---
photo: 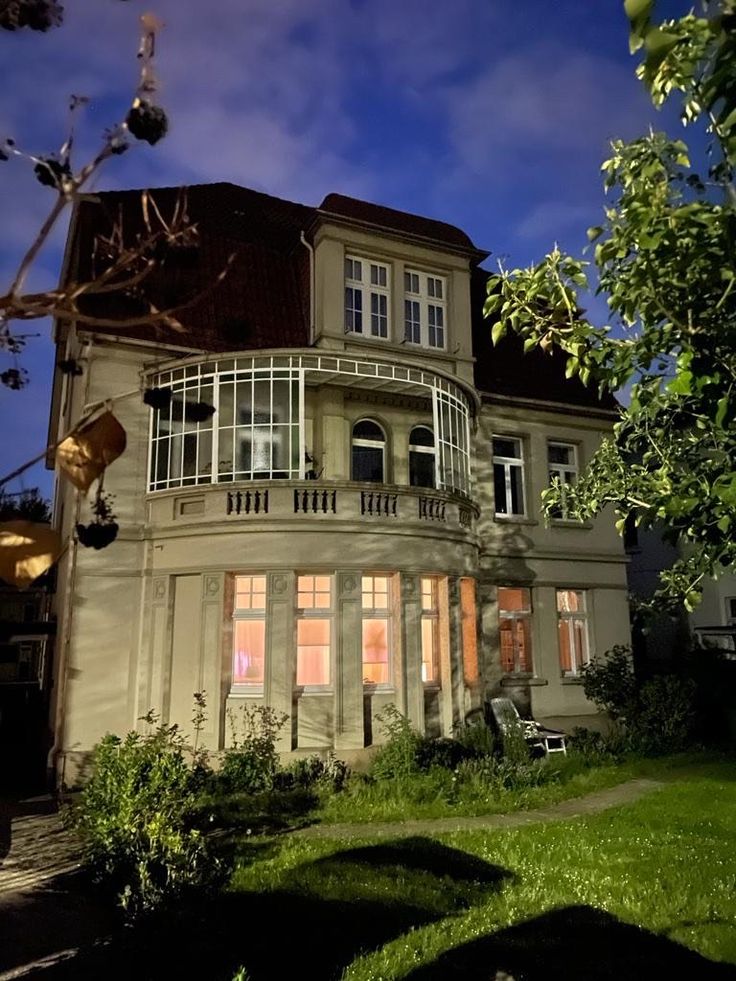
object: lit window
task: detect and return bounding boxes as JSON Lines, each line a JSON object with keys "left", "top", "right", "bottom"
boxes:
{"left": 232, "top": 576, "right": 267, "bottom": 688}
{"left": 403, "top": 270, "right": 447, "bottom": 349}
{"left": 548, "top": 442, "right": 578, "bottom": 519}
{"left": 557, "top": 589, "right": 590, "bottom": 676}
{"left": 460, "top": 578, "right": 479, "bottom": 685}
{"left": 351, "top": 419, "right": 386, "bottom": 483}
{"left": 345, "top": 256, "right": 390, "bottom": 339}
{"left": 420, "top": 577, "right": 440, "bottom": 684}
{"left": 492, "top": 436, "right": 525, "bottom": 517}
{"left": 498, "top": 587, "right": 532, "bottom": 674}
{"left": 362, "top": 575, "right": 392, "bottom": 685}
{"left": 409, "top": 426, "right": 435, "bottom": 488}
{"left": 296, "top": 575, "right": 332, "bottom": 688}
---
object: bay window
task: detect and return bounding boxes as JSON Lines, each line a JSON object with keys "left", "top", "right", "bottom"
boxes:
{"left": 232, "top": 576, "right": 267, "bottom": 689}
{"left": 296, "top": 575, "right": 332, "bottom": 688}
{"left": 362, "top": 574, "right": 392, "bottom": 686}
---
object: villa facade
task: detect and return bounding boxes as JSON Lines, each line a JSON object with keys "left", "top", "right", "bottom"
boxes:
{"left": 47, "top": 183, "right": 631, "bottom": 781}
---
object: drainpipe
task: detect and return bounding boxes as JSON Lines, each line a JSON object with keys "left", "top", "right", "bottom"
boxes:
{"left": 48, "top": 343, "right": 93, "bottom": 789}
{"left": 300, "top": 231, "right": 315, "bottom": 345}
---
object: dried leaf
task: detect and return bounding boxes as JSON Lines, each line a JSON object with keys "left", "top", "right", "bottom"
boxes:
{"left": 0, "top": 521, "right": 62, "bottom": 589}
{"left": 56, "top": 411, "right": 127, "bottom": 491}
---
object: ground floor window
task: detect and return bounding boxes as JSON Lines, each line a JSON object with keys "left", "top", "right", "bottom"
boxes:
{"left": 498, "top": 587, "right": 532, "bottom": 674}
{"left": 460, "top": 577, "right": 479, "bottom": 685}
{"left": 557, "top": 588, "right": 590, "bottom": 675}
{"left": 296, "top": 575, "right": 333, "bottom": 688}
{"left": 232, "top": 576, "right": 267, "bottom": 689}
{"left": 362, "top": 574, "right": 392, "bottom": 686}
{"left": 420, "top": 576, "right": 440, "bottom": 684}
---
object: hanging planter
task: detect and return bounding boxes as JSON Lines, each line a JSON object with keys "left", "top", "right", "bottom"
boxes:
{"left": 76, "top": 488, "right": 119, "bottom": 551}
{"left": 184, "top": 401, "right": 216, "bottom": 423}
{"left": 56, "top": 410, "right": 127, "bottom": 492}
{"left": 142, "top": 387, "right": 173, "bottom": 410}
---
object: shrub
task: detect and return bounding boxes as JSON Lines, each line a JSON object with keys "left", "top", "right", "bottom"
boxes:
{"left": 219, "top": 704, "right": 289, "bottom": 793}
{"left": 634, "top": 674, "right": 697, "bottom": 752}
{"left": 581, "top": 645, "right": 638, "bottom": 721}
{"left": 370, "top": 704, "right": 424, "bottom": 780}
{"left": 453, "top": 718, "right": 497, "bottom": 758}
{"left": 65, "top": 714, "right": 218, "bottom": 918}
{"left": 280, "top": 752, "right": 350, "bottom": 793}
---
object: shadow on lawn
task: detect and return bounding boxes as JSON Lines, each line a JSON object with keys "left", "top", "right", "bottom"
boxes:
{"left": 35, "top": 836, "right": 511, "bottom": 981}
{"left": 404, "top": 904, "right": 736, "bottom": 981}
{"left": 19, "top": 839, "right": 736, "bottom": 981}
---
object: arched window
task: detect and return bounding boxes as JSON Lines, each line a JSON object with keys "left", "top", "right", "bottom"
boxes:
{"left": 409, "top": 426, "right": 435, "bottom": 488}
{"left": 352, "top": 420, "right": 386, "bottom": 483}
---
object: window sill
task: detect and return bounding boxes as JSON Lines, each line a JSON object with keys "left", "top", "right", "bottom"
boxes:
{"left": 561, "top": 675, "right": 585, "bottom": 685}
{"left": 363, "top": 684, "right": 396, "bottom": 694}
{"left": 501, "top": 675, "right": 548, "bottom": 687}
{"left": 423, "top": 683, "right": 441, "bottom": 692}
{"left": 229, "top": 687, "right": 264, "bottom": 697}
{"left": 294, "top": 687, "right": 333, "bottom": 696}
{"left": 550, "top": 519, "right": 593, "bottom": 530}
{"left": 494, "top": 515, "right": 538, "bottom": 526}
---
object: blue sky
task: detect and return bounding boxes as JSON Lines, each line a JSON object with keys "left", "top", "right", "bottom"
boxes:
{"left": 0, "top": 0, "right": 688, "bottom": 496}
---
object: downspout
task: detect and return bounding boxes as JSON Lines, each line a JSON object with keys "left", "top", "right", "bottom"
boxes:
{"left": 300, "top": 231, "right": 315, "bottom": 345}
{"left": 48, "top": 344, "right": 93, "bottom": 789}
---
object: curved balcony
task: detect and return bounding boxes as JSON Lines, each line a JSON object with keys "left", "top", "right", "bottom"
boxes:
{"left": 147, "top": 479, "right": 479, "bottom": 542}
{"left": 146, "top": 350, "right": 477, "bottom": 497}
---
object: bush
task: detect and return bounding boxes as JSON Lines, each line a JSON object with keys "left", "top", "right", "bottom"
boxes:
{"left": 219, "top": 704, "right": 288, "bottom": 793}
{"left": 370, "top": 704, "right": 425, "bottom": 780}
{"left": 279, "top": 752, "right": 350, "bottom": 793}
{"left": 65, "top": 715, "right": 219, "bottom": 918}
{"left": 453, "top": 718, "right": 497, "bottom": 758}
{"left": 581, "top": 645, "right": 638, "bottom": 720}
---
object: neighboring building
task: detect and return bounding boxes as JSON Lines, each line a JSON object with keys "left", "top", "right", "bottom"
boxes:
{"left": 47, "top": 183, "right": 631, "bottom": 782}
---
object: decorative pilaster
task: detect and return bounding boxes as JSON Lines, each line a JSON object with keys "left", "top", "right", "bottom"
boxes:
{"left": 334, "top": 571, "right": 364, "bottom": 750}
{"left": 266, "top": 571, "right": 295, "bottom": 752}
{"left": 401, "top": 573, "right": 425, "bottom": 730}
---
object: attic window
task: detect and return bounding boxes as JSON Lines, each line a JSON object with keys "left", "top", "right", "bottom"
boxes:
{"left": 345, "top": 256, "right": 390, "bottom": 340}
{"left": 404, "top": 270, "right": 446, "bottom": 350}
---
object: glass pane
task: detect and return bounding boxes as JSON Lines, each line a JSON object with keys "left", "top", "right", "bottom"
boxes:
{"left": 509, "top": 465, "right": 524, "bottom": 514}
{"left": 410, "top": 427, "right": 434, "bottom": 447}
{"left": 558, "top": 620, "right": 573, "bottom": 672}
{"left": 233, "top": 620, "right": 265, "bottom": 685}
{"left": 352, "top": 445, "right": 384, "bottom": 482}
{"left": 353, "top": 420, "right": 384, "bottom": 440}
{"left": 296, "top": 619, "right": 330, "bottom": 686}
{"left": 498, "top": 587, "right": 530, "bottom": 612}
{"left": 557, "top": 589, "right": 582, "bottom": 613}
{"left": 421, "top": 618, "right": 437, "bottom": 683}
{"left": 409, "top": 450, "right": 435, "bottom": 488}
{"left": 548, "top": 443, "right": 574, "bottom": 465}
{"left": 362, "top": 619, "right": 389, "bottom": 684}
{"left": 493, "top": 438, "right": 520, "bottom": 460}
{"left": 421, "top": 577, "right": 436, "bottom": 611}
{"left": 493, "top": 464, "right": 508, "bottom": 514}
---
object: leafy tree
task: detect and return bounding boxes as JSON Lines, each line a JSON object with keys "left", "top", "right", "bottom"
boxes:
{"left": 484, "top": 0, "right": 736, "bottom": 611}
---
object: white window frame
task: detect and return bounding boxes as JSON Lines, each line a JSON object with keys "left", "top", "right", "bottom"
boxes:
{"left": 492, "top": 436, "right": 526, "bottom": 517}
{"left": 404, "top": 269, "right": 447, "bottom": 350}
{"left": 231, "top": 575, "right": 268, "bottom": 693}
{"left": 725, "top": 597, "right": 736, "bottom": 626}
{"left": 295, "top": 575, "right": 333, "bottom": 692}
{"left": 498, "top": 587, "right": 533, "bottom": 675}
{"left": 351, "top": 419, "right": 387, "bottom": 483}
{"left": 556, "top": 589, "right": 590, "bottom": 677}
{"left": 409, "top": 426, "right": 436, "bottom": 489}
{"left": 361, "top": 574, "right": 394, "bottom": 688}
{"left": 345, "top": 255, "right": 391, "bottom": 340}
{"left": 548, "top": 441, "right": 578, "bottom": 520}
{"left": 420, "top": 576, "right": 441, "bottom": 686}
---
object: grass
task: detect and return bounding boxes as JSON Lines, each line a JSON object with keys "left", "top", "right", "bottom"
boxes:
{"left": 221, "top": 757, "right": 736, "bottom": 980}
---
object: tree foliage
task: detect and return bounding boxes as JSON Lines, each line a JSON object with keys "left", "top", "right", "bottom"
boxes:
{"left": 484, "top": 0, "right": 736, "bottom": 611}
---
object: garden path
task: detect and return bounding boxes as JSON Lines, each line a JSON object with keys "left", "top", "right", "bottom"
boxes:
{"left": 293, "top": 777, "right": 666, "bottom": 839}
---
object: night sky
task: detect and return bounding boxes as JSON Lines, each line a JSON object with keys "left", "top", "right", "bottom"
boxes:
{"left": 0, "top": 0, "right": 689, "bottom": 497}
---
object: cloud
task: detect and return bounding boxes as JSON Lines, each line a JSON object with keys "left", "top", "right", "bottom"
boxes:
{"left": 443, "top": 42, "right": 650, "bottom": 182}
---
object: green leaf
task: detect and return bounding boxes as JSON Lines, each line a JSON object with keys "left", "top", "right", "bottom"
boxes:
{"left": 624, "top": 0, "right": 653, "bottom": 20}
{"left": 715, "top": 396, "right": 728, "bottom": 429}
{"left": 667, "top": 370, "right": 693, "bottom": 395}
{"left": 491, "top": 321, "right": 505, "bottom": 346}
{"left": 523, "top": 337, "right": 537, "bottom": 354}
{"left": 587, "top": 225, "right": 604, "bottom": 242}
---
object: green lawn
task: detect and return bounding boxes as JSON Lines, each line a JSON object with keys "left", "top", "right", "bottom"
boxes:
{"left": 223, "top": 758, "right": 736, "bottom": 980}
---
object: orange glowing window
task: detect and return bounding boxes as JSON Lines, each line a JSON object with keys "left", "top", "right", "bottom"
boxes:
{"left": 498, "top": 587, "right": 532, "bottom": 674}
{"left": 420, "top": 576, "right": 440, "bottom": 684}
{"left": 460, "top": 577, "right": 479, "bottom": 685}
{"left": 296, "top": 575, "right": 333, "bottom": 688}
{"left": 362, "top": 618, "right": 390, "bottom": 684}
{"left": 557, "top": 589, "right": 589, "bottom": 675}
{"left": 232, "top": 617, "right": 266, "bottom": 687}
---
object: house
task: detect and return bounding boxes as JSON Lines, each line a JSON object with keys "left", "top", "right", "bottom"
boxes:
{"left": 46, "top": 183, "right": 631, "bottom": 783}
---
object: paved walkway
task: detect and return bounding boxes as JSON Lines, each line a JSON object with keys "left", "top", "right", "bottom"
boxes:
{"left": 294, "top": 778, "right": 665, "bottom": 839}
{"left": 0, "top": 797, "right": 81, "bottom": 896}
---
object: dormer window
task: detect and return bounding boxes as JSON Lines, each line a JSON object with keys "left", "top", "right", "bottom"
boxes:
{"left": 404, "top": 270, "right": 446, "bottom": 349}
{"left": 345, "top": 256, "right": 390, "bottom": 339}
